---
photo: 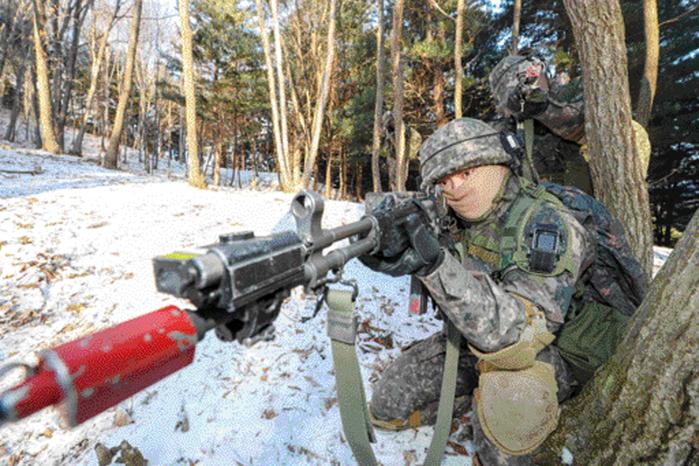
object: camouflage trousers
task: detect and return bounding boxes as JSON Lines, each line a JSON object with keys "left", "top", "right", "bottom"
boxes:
{"left": 369, "top": 331, "right": 577, "bottom": 465}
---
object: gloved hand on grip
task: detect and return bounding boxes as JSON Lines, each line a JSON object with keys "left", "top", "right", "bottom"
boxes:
{"left": 372, "top": 195, "right": 411, "bottom": 258}
{"left": 506, "top": 86, "right": 549, "bottom": 119}
{"left": 358, "top": 214, "right": 443, "bottom": 277}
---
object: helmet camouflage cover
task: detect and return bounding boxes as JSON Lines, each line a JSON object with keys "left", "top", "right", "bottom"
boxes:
{"left": 489, "top": 54, "right": 547, "bottom": 115}
{"left": 419, "top": 118, "right": 512, "bottom": 190}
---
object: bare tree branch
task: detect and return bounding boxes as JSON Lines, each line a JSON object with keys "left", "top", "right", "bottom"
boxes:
{"left": 658, "top": 3, "right": 699, "bottom": 28}
{"left": 428, "top": 0, "right": 455, "bottom": 22}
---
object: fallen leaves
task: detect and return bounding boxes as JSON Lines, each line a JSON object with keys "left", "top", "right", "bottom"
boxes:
{"left": 447, "top": 441, "right": 470, "bottom": 456}
{"left": 403, "top": 449, "right": 417, "bottom": 465}
{"left": 67, "top": 303, "right": 86, "bottom": 315}
{"left": 303, "top": 375, "right": 321, "bottom": 388}
{"left": 175, "top": 406, "right": 190, "bottom": 432}
{"left": 324, "top": 397, "right": 337, "bottom": 410}
{"left": 262, "top": 408, "right": 278, "bottom": 420}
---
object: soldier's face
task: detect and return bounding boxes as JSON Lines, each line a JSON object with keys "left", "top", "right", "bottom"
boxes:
{"left": 437, "top": 165, "right": 510, "bottom": 220}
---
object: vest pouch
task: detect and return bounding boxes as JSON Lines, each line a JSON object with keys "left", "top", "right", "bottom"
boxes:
{"left": 556, "top": 301, "right": 629, "bottom": 383}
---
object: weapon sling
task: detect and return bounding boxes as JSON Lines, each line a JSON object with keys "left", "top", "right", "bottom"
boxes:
{"left": 518, "top": 118, "right": 539, "bottom": 183}
{"left": 326, "top": 288, "right": 462, "bottom": 466}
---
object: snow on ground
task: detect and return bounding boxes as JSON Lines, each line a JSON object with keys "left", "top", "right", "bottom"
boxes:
{"left": 0, "top": 133, "right": 472, "bottom": 465}
{"left": 0, "top": 121, "right": 674, "bottom": 466}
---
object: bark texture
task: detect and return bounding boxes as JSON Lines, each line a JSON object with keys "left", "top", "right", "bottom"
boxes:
{"left": 636, "top": 0, "right": 659, "bottom": 128}
{"left": 454, "top": 0, "right": 464, "bottom": 119}
{"left": 57, "top": 0, "right": 83, "bottom": 150}
{"left": 270, "top": 0, "right": 292, "bottom": 187}
{"left": 537, "top": 209, "right": 699, "bottom": 465}
{"left": 31, "top": 0, "right": 60, "bottom": 154}
{"left": 511, "top": 0, "right": 521, "bottom": 54}
{"left": 390, "top": 0, "right": 406, "bottom": 191}
{"left": 104, "top": 0, "right": 142, "bottom": 169}
{"left": 179, "top": 0, "right": 205, "bottom": 187}
{"left": 371, "top": 0, "right": 385, "bottom": 193}
{"left": 72, "top": 3, "right": 120, "bottom": 156}
{"left": 254, "top": 0, "right": 291, "bottom": 190}
{"left": 432, "top": 19, "right": 447, "bottom": 127}
{"left": 302, "top": 0, "right": 336, "bottom": 187}
{"left": 563, "top": 0, "right": 654, "bottom": 279}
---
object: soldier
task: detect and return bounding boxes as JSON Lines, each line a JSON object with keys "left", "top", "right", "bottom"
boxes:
{"left": 361, "top": 117, "right": 642, "bottom": 464}
{"left": 488, "top": 53, "right": 651, "bottom": 193}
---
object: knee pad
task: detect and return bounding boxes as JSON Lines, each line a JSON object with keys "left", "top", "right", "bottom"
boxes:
{"left": 470, "top": 303, "right": 560, "bottom": 455}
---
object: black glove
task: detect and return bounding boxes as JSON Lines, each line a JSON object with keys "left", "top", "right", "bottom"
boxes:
{"left": 359, "top": 214, "right": 443, "bottom": 277}
{"left": 369, "top": 195, "right": 411, "bottom": 258}
{"left": 404, "top": 214, "right": 443, "bottom": 276}
{"left": 506, "top": 87, "right": 549, "bottom": 119}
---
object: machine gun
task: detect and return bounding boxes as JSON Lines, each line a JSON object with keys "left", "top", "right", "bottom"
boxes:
{"left": 0, "top": 190, "right": 444, "bottom": 428}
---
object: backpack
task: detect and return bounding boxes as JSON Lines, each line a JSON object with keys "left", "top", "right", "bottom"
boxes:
{"left": 497, "top": 179, "right": 648, "bottom": 381}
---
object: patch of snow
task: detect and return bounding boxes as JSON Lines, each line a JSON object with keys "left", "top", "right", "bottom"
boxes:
{"left": 652, "top": 246, "right": 673, "bottom": 278}
{"left": 0, "top": 143, "right": 469, "bottom": 465}
{"left": 561, "top": 447, "right": 573, "bottom": 465}
{"left": 0, "top": 122, "right": 674, "bottom": 465}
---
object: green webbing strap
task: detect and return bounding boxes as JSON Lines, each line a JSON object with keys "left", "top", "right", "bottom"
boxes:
{"left": 500, "top": 191, "right": 537, "bottom": 269}
{"left": 327, "top": 289, "right": 378, "bottom": 466}
{"left": 519, "top": 119, "right": 540, "bottom": 183}
{"left": 423, "top": 319, "right": 462, "bottom": 466}
{"left": 327, "top": 288, "right": 463, "bottom": 466}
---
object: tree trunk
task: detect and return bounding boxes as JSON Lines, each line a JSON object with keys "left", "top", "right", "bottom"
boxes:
{"left": 178, "top": 0, "right": 205, "bottom": 187}
{"left": 72, "top": 4, "right": 120, "bottom": 156}
{"left": 0, "top": 0, "right": 18, "bottom": 79}
{"left": 390, "top": 0, "right": 406, "bottom": 191}
{"left": 371, "top": 0, "right": 385, "bottom": 193}
{"left": 214, "top": 141, "right": 222, "bottom": 186}
{"left": 57, "top": 0, "right": 83, "bottom": 150}
{"left": 432, "top": 18, "right": 447, "bottom": 127}
{"left": 636, "top": 0, "right": 659, "bottom": 129}
{"left": 154, "top": 87, "right": 161, "bottom": 170}
{"left": 325, "top": 148, "right": 333, "bottom": 198}
{"left": 5, "top": 45, "right": 30, "bottom": 142}
{"left": 31, "top": 0, "right": 60, "bottom": 154}
{"left": 302, "top": 0, "right": 337, "bottom": 188}
{"left": 251, "top": 138, "right": 258, "bottom": 189}
{"left": 104, "top": 0, "right": 142, "bottom": 168}
{"left": 355, "top": 162, "right": 363, "bottom": 200}
{"left": 31, "top": 78, "right": 42, "bottom": 147}
{"left": 454, "top": 0, "right": 465, "bottom": 119}
{"left": 178, "top": 106, "right": 185, "bottom": 164}
{"left": 339, "top": 145, "right": 346, "bottom": 199}
{"left": 136, "top": 64, "right": 145, "bottom": 165}
{"left": 511, "top": 0, "right": 521, "bottom": 54}
{"left": 48, "top": 0, "right": 63, "bottom": 121}
{"left": 255, "top": 0, "right": 291, "bottom": 190}
{"left": 563, "top": 0, "right": 654, "bottom": 279}
{"left": 101, "top": 47, "right": 111, "bottom": 153}
{"left": 536, "top": 209, "right": 699, "bottom": 464}
{"left": 270, "top": 0, "right": 293, "bottom": 187}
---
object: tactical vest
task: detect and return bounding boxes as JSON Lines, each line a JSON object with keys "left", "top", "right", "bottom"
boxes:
{"left": 458, "top": 178, "right": 645, "bottom": 383}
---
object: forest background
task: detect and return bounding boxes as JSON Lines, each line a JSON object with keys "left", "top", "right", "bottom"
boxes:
{"left": 0, "top": 0, "right": 697, "bottom": 246}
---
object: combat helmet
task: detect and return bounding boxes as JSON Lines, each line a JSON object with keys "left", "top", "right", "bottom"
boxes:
{"left": 489, "top": 54, "right": 548, "bottom": 115}
{"left": 419, "top": 118, "right": 512, "bottom": 190}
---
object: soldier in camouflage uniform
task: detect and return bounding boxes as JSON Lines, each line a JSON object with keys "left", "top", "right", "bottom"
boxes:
{"left": 488, "top": 54, "right": 651, "bottom": 192}
{"left": 362, "top": 118, "right": 598, "bottom": 464}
